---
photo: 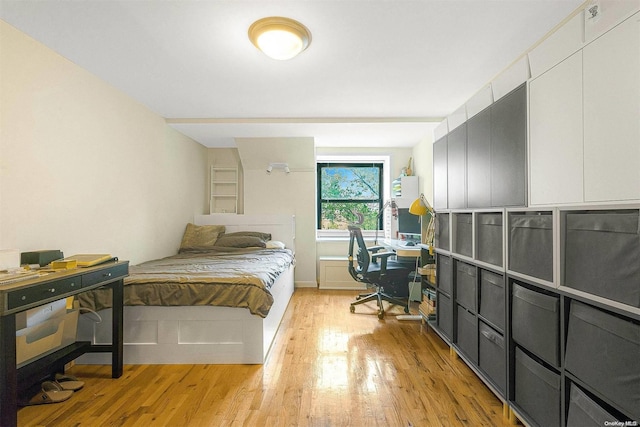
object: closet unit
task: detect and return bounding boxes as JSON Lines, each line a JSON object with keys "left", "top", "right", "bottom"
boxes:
{"left": 427, "top": 11, "right": 640, "bottom": 424}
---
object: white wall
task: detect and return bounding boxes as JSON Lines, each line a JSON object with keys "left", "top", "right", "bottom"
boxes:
{"left": 412, "top": 134, "right": 435, "bottom": 205}
{"left": 234, "top": 137, "right": 317, "bottom": 287}
{"left": 0, "top": 21, "right": 208, "bottom": 264}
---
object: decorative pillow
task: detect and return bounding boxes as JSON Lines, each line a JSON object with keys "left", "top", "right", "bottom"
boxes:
{"left": 220, "top": 231, "right": 272, "bottom": 241}
{"left": 214, "top": 235, "right": 267, "bottom": 248}
{"left": 179, "top": 223, "right": 225, "bottom": 252}
{"left": 266, "top": 240, "right": 286, "bottom": 249}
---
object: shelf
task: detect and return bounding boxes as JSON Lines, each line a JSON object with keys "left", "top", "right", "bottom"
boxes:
{"left": 210, "top": 165, "right": 238, "bottom": 214}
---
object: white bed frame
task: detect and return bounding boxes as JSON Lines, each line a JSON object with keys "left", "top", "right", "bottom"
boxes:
{"left": 76, "top": 214, "right": 295, "bottom": 364}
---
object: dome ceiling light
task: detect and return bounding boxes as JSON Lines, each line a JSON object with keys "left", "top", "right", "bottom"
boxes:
{"left": 248, "top": 16, "right": 311, "bottom": 60}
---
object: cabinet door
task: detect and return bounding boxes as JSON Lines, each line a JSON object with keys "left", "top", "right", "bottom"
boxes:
{"left": 529, "top": 51, "right": 584, "bottom": 205}
{"left": 490, "top": 84, "right": 527, "bottom": 207}
{"left": 447, "top": 124, "right": 467, "bottom": 209}
{"left": 583, "top": 13, "right": 640, "bottom": 202}
{"left": 433, "top": 136, "right": 448, "bottom": 209}
{"left": 467, "top": 108, "right": 491, "bottom": 208}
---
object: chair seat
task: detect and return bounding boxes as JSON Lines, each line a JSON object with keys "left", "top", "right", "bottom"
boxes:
{"left": 366, "top": 261, "right": 410, "bottom": 279}
{"left": 347, "top": 225, "right": 411, "bottom": 318}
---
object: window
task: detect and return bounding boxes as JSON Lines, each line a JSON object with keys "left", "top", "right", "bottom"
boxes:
{"left": 317, "top": 162, "right": 383, "bottom": 230}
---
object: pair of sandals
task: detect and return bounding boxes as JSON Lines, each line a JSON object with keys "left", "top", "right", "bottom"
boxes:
{"left": 22, "top": 374, "right": 84, "bottom": 406}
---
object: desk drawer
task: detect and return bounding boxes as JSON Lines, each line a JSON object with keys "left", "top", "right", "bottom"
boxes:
{"left": 82, "top": 263, "right": 128, "bottom": 288}
{"left": 8, "top": 277, "right": 80, "bottom": 310}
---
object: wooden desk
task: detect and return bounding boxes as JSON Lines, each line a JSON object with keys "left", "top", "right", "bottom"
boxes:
{"left": 381, "top": 238, "right": 423, "bottom": 258}
{"left": 0, "top": 261, "right": 128, "bottom": 427}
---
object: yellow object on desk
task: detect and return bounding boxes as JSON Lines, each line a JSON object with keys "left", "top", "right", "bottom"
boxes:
{"left": 63, "top": 254, "right": 113, "bottom": 267}
{"left": 50, "top": 259, "right": 77, "bottom": 269}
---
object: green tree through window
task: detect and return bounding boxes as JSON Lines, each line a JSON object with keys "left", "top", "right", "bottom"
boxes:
{"left": 317, "top": 163, "right": 383, "bottom": 230}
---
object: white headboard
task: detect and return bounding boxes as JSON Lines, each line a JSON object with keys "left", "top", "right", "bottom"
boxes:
{"left": 194, "top": 214, "right": 296, "bottom": 252}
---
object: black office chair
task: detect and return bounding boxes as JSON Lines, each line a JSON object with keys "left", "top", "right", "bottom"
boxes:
{"left": 347, "top": 225, "right": 410, "bottom": 319}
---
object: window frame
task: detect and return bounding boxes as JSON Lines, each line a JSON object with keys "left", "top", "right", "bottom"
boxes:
{"left": 316, "top": 155, "right": 391, "bottom": 239}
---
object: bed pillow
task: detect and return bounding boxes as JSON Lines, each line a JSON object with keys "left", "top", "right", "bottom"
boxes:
{"left": 220, "top": 231, "right": 272, "bottom": 241}
{"left": 266, "top": 240, "right": 286, "bottom": 249}
{"left": 179, "top": 223, "right": 225, "bottom": 252}
{"left": 214, "top": 234, "right": 267, "bottom": 248}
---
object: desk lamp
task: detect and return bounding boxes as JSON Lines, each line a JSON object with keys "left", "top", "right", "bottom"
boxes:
{"left": 409, "top": 194, "right": 435, "bottom": 246}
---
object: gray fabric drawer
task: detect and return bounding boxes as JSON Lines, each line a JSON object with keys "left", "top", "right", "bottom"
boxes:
{"left": 509, "top": 213, "right": 553, "bottom": 281}
{"left": 564, "top": 300, "right": 640, "bottom": 420}
{"left": 437, "top": 254, "right": 452, "bottom": 294}
{"left": 565, "top": 210, "right": 640, "bottom": 307}
{"left": 478, "top": 321, "right": 505, "bottom": 395}
{"left": 477, "top": 213, "right": 503, "bottom": 266}
{"left": 567, "top": 383, "right": 619, "bottom": 427}
{"left": 512, "top": 283, "right": 560, "bottom": 367}
{"left": 479, "top": 269, "right": 504, "bottom": 330}
{"left": 515, "top": 347, "right": 561, "bottom": 427}
{"left": 456, "top": 305, "right": 478, "bottom": 364}
{"left": 435, "top": 213, "right": 450, "bottom": 251}
{"left": 455, "top": 261, "right": 476, "bottom": 311}
{"left": 437, "top": 290, "right": 453, "bottom": 339}
{"left": 454, "top": 213, "right": 473, "bottom": 257}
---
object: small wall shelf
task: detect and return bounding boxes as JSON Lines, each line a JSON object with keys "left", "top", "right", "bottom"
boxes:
{"left": 210, "top": 166, "right": 238, "bottom": 214}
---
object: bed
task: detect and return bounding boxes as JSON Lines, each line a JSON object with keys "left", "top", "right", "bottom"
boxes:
{"left": 75, "top": 214, "right": 296, "bottom": 364}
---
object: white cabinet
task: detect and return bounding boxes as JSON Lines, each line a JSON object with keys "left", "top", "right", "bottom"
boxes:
{"left": 528, "top": 11, "right": 640, "bottom": 205}
{"left": 392, "top": 176, "right": 419, "bottom": 208}
{"left": 529, "top": 51, "right": 584, "bottom": 205}
{"left": 583, "top": 12, "right": 640, "bottom": 202}
{"left": 210, "top": 166, "right": 238, "bottom": 213}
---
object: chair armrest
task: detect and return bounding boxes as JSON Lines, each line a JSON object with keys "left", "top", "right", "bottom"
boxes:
{"left": 371, "top": 251, "right": 395, "bottom": 261}
{"left": 367, "top": 245, "right": 386, "bottom": 254}
{"left": 371, "top": 251, "right": 396, "bottom": 274}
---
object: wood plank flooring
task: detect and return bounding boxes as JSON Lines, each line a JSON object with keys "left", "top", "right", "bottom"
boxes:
{"left": 18, "top": 289, "right": 513, "bottom": 426}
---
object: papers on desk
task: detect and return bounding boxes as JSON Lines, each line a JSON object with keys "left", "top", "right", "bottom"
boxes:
{"left": 0, "top": 269, "right": 39, "bottom": 286}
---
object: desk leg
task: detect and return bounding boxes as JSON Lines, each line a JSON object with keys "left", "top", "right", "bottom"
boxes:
{"left": 111, "top": 279, "right": 124, "bottom": 378}
{"left": 0, "top": 314, "right": 18, "bottom": 427}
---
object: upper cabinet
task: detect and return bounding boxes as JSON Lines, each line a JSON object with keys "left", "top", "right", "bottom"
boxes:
{"left": 433, "top": 136, "right": 448, "bottom": 210}
{"left": 529, "top": 51, "right": 584, "bottom": 205}
{"left": 433, "top": 84, "right": 527, "bottom": 210}
{"left": 447, "top": 124, "right": 467, "bottom": 209}
{"left": 490, "top": 84, "right": 527, "bottom": 207}
{"left": 467, "top": 108, "right": 492, "bottom": 208}
{"left": 583, "top": 12, "right": 640, "bottom": 202}
{"left": 529, "top": 11, "right": 640, "bottom": 206}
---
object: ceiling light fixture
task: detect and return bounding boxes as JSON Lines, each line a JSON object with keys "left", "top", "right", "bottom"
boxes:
{"left": 248, "top": 16, "right": 311, "bottom": 60}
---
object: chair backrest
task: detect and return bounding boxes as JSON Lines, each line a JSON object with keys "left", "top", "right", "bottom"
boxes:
{"left": 348, "top": 225, "right": 370, "bottom": 282}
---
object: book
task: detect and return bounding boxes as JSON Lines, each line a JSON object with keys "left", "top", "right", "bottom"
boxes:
{"left": 64, "top": 254, "right": 113, "bottom": 267}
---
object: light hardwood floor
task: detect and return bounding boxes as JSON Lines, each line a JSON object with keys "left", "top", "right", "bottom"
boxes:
{"left": 18, "top": 289, "right": 513, "bottom": 426}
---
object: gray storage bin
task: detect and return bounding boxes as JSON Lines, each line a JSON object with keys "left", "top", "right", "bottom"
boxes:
{"left": 435, "top": 213, "right": 450, "bottom": 251}
{"left": 477, "top": 212, "right": 503, "bottom": 266}
{"left": 565, "top": 210, "right": 640, "bottom": 307}
{"left": 456, "top": 305, "right": 478, "bottom": 364}
{"left": 512, "top": 283, "right": 560, "bottom": 367}
{"left": 567, "top": 383, "right": 620, "bottom": 427}
{"left": 478, "top": 321, "right": 505, "bottom": 395}
{"left": 515, "top": 347, "right": 561, "bottom": 427}
{"left": 564, "top": 300, "right": 640, "bottom": 420}
{"left": 479, "top": 269, "right": 504, "bottom": 330}
{"left": 509, "top": 213, "right": 553, "bottom": 281}
{"left": 437, "top": 254, "right": 452, "bottom": 294}
{"left": 455, "top": 213, "right": 473, "bottom": 257}
{"left": 455, "top": 261, "right": 476, "bottom": 311}
{"left": 437, "top": 291, "right": 453, "bottom": 339}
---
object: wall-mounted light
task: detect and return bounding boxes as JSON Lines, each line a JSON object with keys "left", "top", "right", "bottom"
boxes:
{"left": 266, "top": 162, "right": 290, "bottom": 174}
{"left": 248, "top": 16, "right": 311, "bottom": 60}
